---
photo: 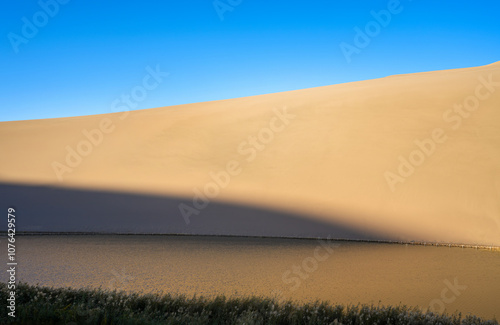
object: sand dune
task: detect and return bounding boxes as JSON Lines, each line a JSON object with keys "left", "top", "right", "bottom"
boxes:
{"left": 1, "top": 62, "right": 499, "bottom": 246}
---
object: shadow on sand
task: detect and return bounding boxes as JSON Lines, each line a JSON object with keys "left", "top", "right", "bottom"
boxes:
{"left": 0, "top": 182, "right": 389, "bottom": 240}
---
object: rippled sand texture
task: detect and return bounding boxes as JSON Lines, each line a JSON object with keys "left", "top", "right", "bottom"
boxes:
{"left": 4, "top": 236, "right": 499, "bottom": 319}
{"left": 1, "top": 62, "right": 500, "bottom": 245}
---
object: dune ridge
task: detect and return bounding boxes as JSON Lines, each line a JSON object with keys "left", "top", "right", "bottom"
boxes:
{"left": 1, "top": 62, "right": 499, "bottom": 246}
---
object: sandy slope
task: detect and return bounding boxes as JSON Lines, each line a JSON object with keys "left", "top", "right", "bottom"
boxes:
{"left": 1, "top": 62, "right": 499, "bottom": 246}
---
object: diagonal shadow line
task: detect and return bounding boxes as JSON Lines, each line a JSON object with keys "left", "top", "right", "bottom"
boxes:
{"left": 0, "top": 182, "right": 391, "bottom": 241}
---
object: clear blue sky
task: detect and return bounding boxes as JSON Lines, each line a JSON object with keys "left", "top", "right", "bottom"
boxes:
{"left": 1, "top": 0, "right": 499, "bottom": 122}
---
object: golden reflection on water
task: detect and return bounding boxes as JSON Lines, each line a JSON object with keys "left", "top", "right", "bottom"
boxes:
{"left": 7, "top": 235, "right": 500, "bottom": 319}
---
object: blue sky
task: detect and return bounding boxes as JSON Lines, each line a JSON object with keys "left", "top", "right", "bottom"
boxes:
{"left": 1, "top": 0, "right": 499, "bottom": 122}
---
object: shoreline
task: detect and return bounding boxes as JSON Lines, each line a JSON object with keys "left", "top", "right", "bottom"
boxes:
{"left": 2, "top": 231, "right": 499, "bottom": 251}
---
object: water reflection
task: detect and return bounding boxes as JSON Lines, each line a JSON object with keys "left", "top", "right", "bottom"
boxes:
{"left": 4, "top": 235, "right": 499, "bottom": 319}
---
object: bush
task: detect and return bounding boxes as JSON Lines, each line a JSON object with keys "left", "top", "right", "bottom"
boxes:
{"left": 0, "top": 283, "right": 497, "bottom": 325}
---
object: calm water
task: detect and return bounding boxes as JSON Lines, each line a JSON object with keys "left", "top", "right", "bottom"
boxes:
{"left": 2, "top": 235, "right": 499, "bottom": 319}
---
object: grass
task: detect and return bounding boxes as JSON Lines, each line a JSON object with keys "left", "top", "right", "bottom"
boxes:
{"left": 0, "top": 283, "right": 497, "bottom": 325}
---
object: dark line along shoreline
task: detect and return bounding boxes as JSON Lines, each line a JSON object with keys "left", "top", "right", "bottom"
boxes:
{"left": 1, "top": 231, "right": 499, "bottom": 251}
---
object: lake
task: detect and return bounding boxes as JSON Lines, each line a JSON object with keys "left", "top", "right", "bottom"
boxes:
{"left": 3, "top": 235, "right": 499, "bottom": 319}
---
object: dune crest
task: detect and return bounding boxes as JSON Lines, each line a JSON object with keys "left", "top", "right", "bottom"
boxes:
{"left": 1, "top": 62, "right": 499, "bottom": 246}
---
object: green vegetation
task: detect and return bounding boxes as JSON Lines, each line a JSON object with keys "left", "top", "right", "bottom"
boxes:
{"left": 1, "top": 283, "right": 497, "bottom": 325}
